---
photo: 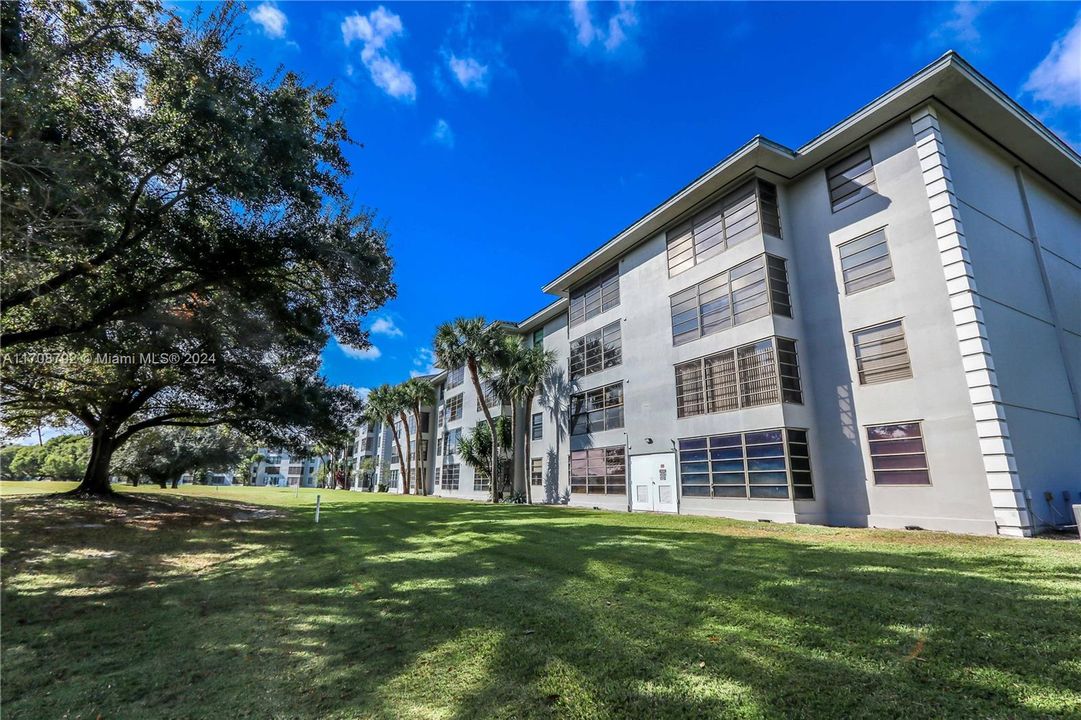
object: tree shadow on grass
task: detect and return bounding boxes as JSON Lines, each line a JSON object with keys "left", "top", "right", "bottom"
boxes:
{"left": 2, "top": 496, "right": 1080, "bottom": 719}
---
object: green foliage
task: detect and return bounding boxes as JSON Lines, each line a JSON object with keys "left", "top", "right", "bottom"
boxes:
{"left": 2, "top": 0, "right": 394, "bottom": 348}
{"left": 2, "top": 435, "right": 90, "bottom": 480}
{"left": 432, "top": 318, "right": 507, "bottom": 382}
{"left": 0, "top": 1, "right": 393, "bottom": 494}
{"left": 0, "top": 445, "right": 20, "bottom": 478}
{"left": 39, "top": 435, "right": 92, "bottom": 480}
{"left": 111, "top": 427, "right": 245, "bottom": 487}
{"left": 457, "top": 418, "right": 513, "bottom": 493}
{"left": 7, "top": 444, "right": 44, "bottom": 479}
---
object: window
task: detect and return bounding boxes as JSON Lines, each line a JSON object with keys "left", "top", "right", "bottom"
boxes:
{"left": 570, "top": 382, "right": 624, "bottom": 436}
{"left": 678, "top": 428, "right": 813, "bottom": 500}
{"left": 853, "top": 320, "right": 912, "bottom": 384}
{"left": 569, "top": 266, "right": 620, "bottom": 328}
{"left": 440, "top": 463, "right": 460, "bottom": 490}
{"left": 531, "top": 413, "right": 543, "bottom": 440}
{"left": 445, "top": 394, "right": 463, "bottom": 422}
{"left": 839, "top": 228, "right": 894, "bottom": 294}
{"left": 675, "top": 337, "right": 802, "bottom": 418}
{"left": 867, "top": 423, "right": 930, "bottom": 485}
{"left": 473, "top": 471, "right": 490, "bottom": 492}
{"left": 666, "top": 179, "right": 782, "bottom": 275}
{"left": 827, "top": 146, "right": 877, "bottom": 212}
{"left": 531, "top": 457, "right": 543, "bottom": 486}
{"left": 444, "top": 427, "right": 462, "bottom": 455}
{"left": 447, "top": 366, "right": 465, "bottom": 389}
{"left": 569, "top": 320, "right": 622, "bottom": 380}
{"left": 671, "top": 254, "right": 791, "bottom": 346}
{"left": 533, "top": 328, "right": 545, "bottom": 347}
{"left": 476, "top": 381, "right": 502, "bottom": 411}
{"left": 570, "top": 446, "right": 626, "bottom": 495}
{"left": 386, "top": 469, "right": 399, "bottom": 488}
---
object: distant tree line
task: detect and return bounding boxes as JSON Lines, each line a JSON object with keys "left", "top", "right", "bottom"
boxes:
{"left": 1, "top": 435, "right": 91, "bottom": 481}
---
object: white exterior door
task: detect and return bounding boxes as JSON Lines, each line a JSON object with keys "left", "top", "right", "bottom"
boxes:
{"left": 630, "top": 453, "right": 678, "bottom": 513}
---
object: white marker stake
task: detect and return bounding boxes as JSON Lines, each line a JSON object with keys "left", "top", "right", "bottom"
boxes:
{"left": 315, "top": 494, "right": 321, "bottom": 524}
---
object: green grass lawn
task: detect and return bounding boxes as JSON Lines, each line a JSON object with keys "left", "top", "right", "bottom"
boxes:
{"left": 2, "top": 482, "right": 1079, "bottom": 719}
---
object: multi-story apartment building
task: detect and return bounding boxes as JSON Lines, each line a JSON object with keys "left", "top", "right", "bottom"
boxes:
{"left": 250, "top": 449, "right": 325, "bottom": 488}
{"left": 352, "top": 420, "right": 390, "bottom": 490}
{"left": 379, "top": 53, "right": 1080, "bottom": 537}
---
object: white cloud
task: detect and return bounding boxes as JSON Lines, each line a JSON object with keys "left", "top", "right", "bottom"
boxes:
{"left": 341, "top": 7, "right": 416, "bottom": 102}
{"left": 1023, "top": 13, "right": 1081, "bottom": 109}
{"left": 370, "top": 316, "right": 403, "bottom": 337}
{"left": 410, "top": 347, "right": 440, "bottom": 377}
{"left": 350, "top": 385, "right": 373, "bottom": 403}
{"left": 938, "top": 1, "right": 986, "bottom": 45}
{"left": 339, "top": 341, "right": 382, "bottom": 360}
{"left": 570, "top": 0, "right": 638, "bottom": 53}
{"left": 431, "top": 119, "right": 454, "bottom": 148}
{"left": 251, "top": 2, "right": 288, "bottom": 39}
{"left": 570, "top": 0, "right": 595, "bottom": 46}
{"left": 448, "top": 54, "right": 490, "bottom": 92}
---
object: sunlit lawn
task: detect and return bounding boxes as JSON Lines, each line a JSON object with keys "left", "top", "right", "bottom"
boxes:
{"left": 2, "top": 481, "right": 1079, "bottom": 719}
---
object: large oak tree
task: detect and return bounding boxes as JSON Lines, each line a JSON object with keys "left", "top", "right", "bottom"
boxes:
{"left": 0, "top": 1, "right": 395, "bottom": 496}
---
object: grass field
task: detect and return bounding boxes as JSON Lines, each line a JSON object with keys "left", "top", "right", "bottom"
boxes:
{"left": 2, "top": 482, "right": 1079, "bottom": 719}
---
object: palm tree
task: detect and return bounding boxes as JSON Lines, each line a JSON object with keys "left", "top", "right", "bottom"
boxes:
{"left": 433, "top": 318, "right": 507, "bottom": 502}
{"left": 488, "top": 335, "right": 524, "bottom": 498}
{"left": 457, "top": 417, "right": 513, "bottom": 493}
{"left": 393, "top": 388, "right": 413, "bottom": 495}
{"left": 401, "top": 377, "right": 436, "bottom": 496}
{"left": 365, "top": 384, "right": 410, "bottom": 494}
{"left": 504, "top": 342, "right": 557, "bottom": 504}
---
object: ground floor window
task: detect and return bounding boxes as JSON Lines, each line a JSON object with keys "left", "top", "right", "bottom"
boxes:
{"left": 531, "top": 457, "right": 543, "bottom": 486}
{"left": 440, "top": 463, "right": 460, "bottom": 490}
{"left": 867, "top": 422, "right": 930, "bottom": 485}
{"left": 473, "top": 470, "right": 491, "bottom": 493}
{"left": 677, "top": 428, "right": 813, "bottom": 499}
{"left": 569, "top": 446, "right": 626, "bottom": 495}
{"left": 385, "top": 469, "right": 399, "bottom": 489}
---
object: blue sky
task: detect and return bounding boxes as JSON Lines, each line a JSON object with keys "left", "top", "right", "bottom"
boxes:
{"left": 234, "top": 1, "right": 1080, "bottom": 399}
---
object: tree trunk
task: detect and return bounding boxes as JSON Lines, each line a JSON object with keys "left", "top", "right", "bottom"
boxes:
{"left": 398, "top": 411, "right": 412, "bottom": 494}
{"left": 171, "top": 476, "right": 180, "bottom": 489}
{"left": 69, "top": 429, "right": 117, "bottom": 497}
{"left": 508, "top": 405, "right": 517, "bottom": 501}
{"left": 467, "top": 358, "right": 499, "bottom": 503}
{"left": 132, "top": 477, "right": 140, "bottom": 487}
{"left": 385, "top": 414, "right": 407, "bottom": 494}
{"left": 412, "top": 405, "right": 427, "bottom": 497}
{"left": 524, "top": 392, "right": 533, "bottom": 504}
